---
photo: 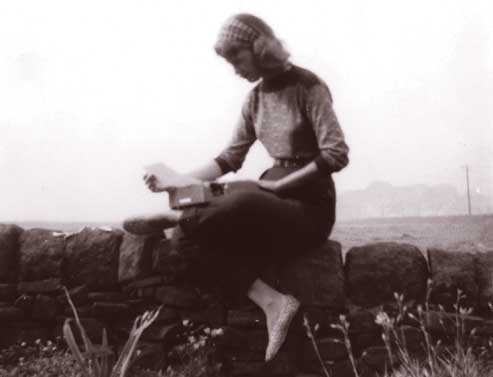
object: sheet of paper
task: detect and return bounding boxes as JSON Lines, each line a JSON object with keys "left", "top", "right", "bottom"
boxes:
{"left": 144, "top": 162, "right": 200, "bottom": 188}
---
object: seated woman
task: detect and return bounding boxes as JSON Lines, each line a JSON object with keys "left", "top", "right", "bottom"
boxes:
{"left": 124, "top": 13, "right": 349, "bottom": 362}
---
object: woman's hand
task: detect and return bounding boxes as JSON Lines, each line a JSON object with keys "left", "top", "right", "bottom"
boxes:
{"left": 143, "top": 174, "right": 176, "bottom": 193}
{"left": 257, "top": 179, "right": 281, "bottom": 193}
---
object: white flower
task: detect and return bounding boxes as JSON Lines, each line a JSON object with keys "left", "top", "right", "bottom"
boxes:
{"left": 211, "top": 328, "right": 224, "bottom": 337}
{"left": 20, "top": 342, "right": 26, "bottom": 347}
{"left": 182, "top": 319, "right": 190, "bottom": 327}
{"left": 375, "top": 311, "right": 392, "bottom": 327}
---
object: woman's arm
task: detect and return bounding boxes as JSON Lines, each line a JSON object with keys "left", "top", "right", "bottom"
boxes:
{"left": 186, "top": 160, "right": 224, "bottom": 182}
{"left": 257, "top": 161, "right": 320, "bottom": 193}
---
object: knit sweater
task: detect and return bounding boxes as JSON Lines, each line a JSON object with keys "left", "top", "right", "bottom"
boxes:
{"left": 215, "top": 65, "right": 349, "bottom": 175}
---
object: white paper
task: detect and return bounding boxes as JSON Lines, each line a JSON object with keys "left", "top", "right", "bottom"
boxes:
{"left": 144, "top": 162, "right": 200, "bottom": 188}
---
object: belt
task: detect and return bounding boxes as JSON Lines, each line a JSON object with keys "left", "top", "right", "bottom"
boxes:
{"left": 273, "top": 158, "right": 312, "bottom": 168}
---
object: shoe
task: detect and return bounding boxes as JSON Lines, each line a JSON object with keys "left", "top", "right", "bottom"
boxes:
{"left": 265, "top": 295, "right": 300, "bottom": 362}
{"left": 123, "top": 213, "right": 178, "bottom": 235}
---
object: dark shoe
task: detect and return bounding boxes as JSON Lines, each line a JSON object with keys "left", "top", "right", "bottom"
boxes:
{"left": 123, "top": 213, "right": 178, "bottom": 235}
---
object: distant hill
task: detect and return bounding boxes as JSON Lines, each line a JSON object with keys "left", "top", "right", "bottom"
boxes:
{"left": 338, "top": 181, "right": 493, "bottom": 220}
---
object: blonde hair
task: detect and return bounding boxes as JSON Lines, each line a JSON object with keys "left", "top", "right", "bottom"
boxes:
{"left": 214, "top": 14, "right": 290, "bottom": 72}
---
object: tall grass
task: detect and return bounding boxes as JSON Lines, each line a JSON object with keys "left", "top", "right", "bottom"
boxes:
{"left": 305, "top": 280, "right": 493, "bottom": 377}
{"left": 62, "top": 287, "right": 161, "bottom": 377}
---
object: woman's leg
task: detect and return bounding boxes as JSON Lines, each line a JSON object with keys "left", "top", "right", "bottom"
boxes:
{"left": 122, "top": 210, "right": 183, "bottom": 235}
{"left": 247, "top": 278, "right": 300, "bottom": 361}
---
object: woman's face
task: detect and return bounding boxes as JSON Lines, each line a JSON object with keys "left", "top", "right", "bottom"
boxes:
{"left": 224, "top": 48, "right": 261, "bottom": 82}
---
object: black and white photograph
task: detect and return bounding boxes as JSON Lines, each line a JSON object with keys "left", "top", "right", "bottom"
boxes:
{"left": 0, "top": 1, "right": 492, "bottom": 376}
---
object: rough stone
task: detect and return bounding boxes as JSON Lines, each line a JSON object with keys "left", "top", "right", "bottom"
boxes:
{"left": 142, "top": 321, "right": 182, "bottom": 344}
{"left": 119, "top": 233, "right": 158, "bottom": 282}
{"left": 0, "top": 306, "right": 25, "bottom": 321}
{"left": 152, "top": 238, "right": 189, "bottom": 283}
{"left": 228, "top": 351, "right": 296, "bottom": 376}
{"left": 32, "top": 294, "right": 60, "bottom": 321}
{"left": 155, "top": 286, "right": 200, "bottom": 309}
{"left": 65, "top": 227, "right": 123, "bottom": 290}
{"left": 346, "top": 242, "right": 428, "bottom": 307}
{"left": 359, "top": 346, "right": 394, "bottom": 377}
{"left": 474, "top": 252, "right": 493, "bottom": 314}
{"left": 181, "top": 302, "right": 226, "bottom": 326}
{"left": 18, "top": 278, "right": 63, "bottom": 294}
{"left": 0, "top": 321, "right": 52, "bottom": 348}
{"left": 88, "top": 291, "right": 125, "bottom": 302}
{"left": 19, "top": 228, "right": 65, "bottom": 281}
{"left": 302, "top": 337, "right": 348, "bottom": 365}
{"left": 427, "top": 248, "right": 478, "bottom": 310}
{"left": 91, "top": 302, "right": 130, "bottom": 319}
{"left": 279, "top": 240, "right": 345, "bottom": 309}
{"left": 55, "top": 317, "right": 106, "bottom": 344}
{"left": 14, "top": 294, "right": 34, "bottom": 315}
{"left": 132, "top": 342, "right": 167, "bottom": 371}
{"left": 0, "top": 224, "right": 23, "bottom": 283}
{"left": 57, "top": 285, "right": 89, "bottom": 307}
{"left": 0, "top": 284, "right": 17, "bottom": 302}
{"left": 227, "top": 308, "right": 265, "bottom": 328}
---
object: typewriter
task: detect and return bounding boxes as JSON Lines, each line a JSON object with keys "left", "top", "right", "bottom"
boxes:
{"left": 168, "top": 181, "right": 258, "bottom": 209}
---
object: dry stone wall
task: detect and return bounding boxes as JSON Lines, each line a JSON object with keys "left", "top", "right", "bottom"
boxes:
{"left": 1, "top": 223, "right": 493, "bottom": 377}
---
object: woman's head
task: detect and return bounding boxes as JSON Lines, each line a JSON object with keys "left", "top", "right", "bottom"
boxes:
{"left": 214, "top": 14, "right": 290, "bottom": 81}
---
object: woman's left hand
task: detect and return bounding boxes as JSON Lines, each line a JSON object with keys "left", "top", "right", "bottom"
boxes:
{"left": 257, "top": 179, "right": 281, "bottom": 193}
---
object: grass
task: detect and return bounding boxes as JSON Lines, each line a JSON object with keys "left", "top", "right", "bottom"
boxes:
{"left": 304, "top": 280, "right": 493, "bottom": 377}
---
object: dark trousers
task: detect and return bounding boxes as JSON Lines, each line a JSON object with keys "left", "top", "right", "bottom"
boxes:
{"left": 171, "top": 166, "right": 336, "bottom": 296}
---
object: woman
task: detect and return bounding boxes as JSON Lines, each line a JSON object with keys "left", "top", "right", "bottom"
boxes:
{"left": 124, "top": 13, "right": 349, "bottom": 362}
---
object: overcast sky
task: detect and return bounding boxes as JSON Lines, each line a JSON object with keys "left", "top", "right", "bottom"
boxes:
{"left": 1, "top": 0, "right": 492, "bottom": 222}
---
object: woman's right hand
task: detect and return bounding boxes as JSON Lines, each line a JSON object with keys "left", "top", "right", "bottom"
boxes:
{"left": 143, "top": 174, "right": 176, "bottom": 193}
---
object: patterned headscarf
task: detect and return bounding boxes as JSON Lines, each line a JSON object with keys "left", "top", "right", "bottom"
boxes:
{"left": 214, "top": 14, "right": 271, "bottom": 55}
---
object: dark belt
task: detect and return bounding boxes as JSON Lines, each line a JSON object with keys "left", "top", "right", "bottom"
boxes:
{"left": 273, "top": 158, "right": 312, "bottom": 168}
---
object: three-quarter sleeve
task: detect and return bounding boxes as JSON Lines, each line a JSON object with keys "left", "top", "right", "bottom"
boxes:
{"left": 214, "top": 92, "right": 257, "bottom": 173}
{"left": 304, "top": 83, "right": 349, "bottom": 174}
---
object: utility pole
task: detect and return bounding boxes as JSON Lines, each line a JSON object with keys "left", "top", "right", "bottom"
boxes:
{"left": 465, "top": 165, "right": 472, "bottom": 215}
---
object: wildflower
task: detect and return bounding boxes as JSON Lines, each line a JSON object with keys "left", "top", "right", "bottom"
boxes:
{"left": 20, "top": 342, "right": 26, "bottom": 347}
{"left": 211, "top": 328, "right": 224, "bottom": 337}
{"left": 182, "top": 319, "right": 190, "bottom": 327}
{"left": 314, "top": 323, "right": 320, "bottom": 332}
{"left": 375, "top": 311, "right": 392, "bottom": 327}
{"left": 187, "top": 336, "right": 196, "bottom": 344}
{"left": 203, "top": 327, "right": 211, "bottom": 335}
{"left": 47, "top": 340, "right": 53, "bottom": 346}
{"left": 136, "top": 349, "right": 142, "bottom": 356}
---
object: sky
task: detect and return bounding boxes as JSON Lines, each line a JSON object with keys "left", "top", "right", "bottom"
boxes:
{"left": 0, "top": 0, "right": 492, "bottom": 222}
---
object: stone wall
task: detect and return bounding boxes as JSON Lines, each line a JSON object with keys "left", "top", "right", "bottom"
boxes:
{"left": 1, "top": 223, "right": 493, "bottom": 376}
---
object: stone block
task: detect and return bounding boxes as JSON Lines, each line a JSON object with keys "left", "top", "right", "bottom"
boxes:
{"left": 65, "top": 227, "right": 123, "bottom": 290}
{"left": 32, "top": 294, "right": 60, "bottom": 321}
{"left": 0, "top": 306, "right": 25, "bottom": 321}
{"left": 19, "top": 228, "right": 65, "bottom": 281}
{"left": 118, "top": 233, "right": 157, "bottom": 282}
{"left": 301, "top": 337, "right": 348, "bottom": 365}
{"left": 57, "top": 285, "right": 89, "bottom": 307}
{"left": 152, "top": 238, "right": 189, "bottom": 282}
{"left": 279, "top": 240, "right": 345, "bottom": 310}
{"left": 91, "top": 302, "right": 130, "bottom": 319}
{"left": 18, "top": 278, "right": 63, "bottom": 294}
{"left": 88, "top": 291, "right": 125, "bottom": 302}
{"left": 0, "top": 284, "right": 17, "bottom": 302}
{"left": 14, "top": 294, "right": 34, "bottom": 315}
{"left": 142, "top": 321, "right": 182, "bottom": 343}
{"left": 55, "top": 317, "right": 106, "bottom": 344}
{"left": 346, "top": 242, "right": 428, "bottom": 307}
{"left": 227, "top": 308, "right": 265, "bottom": 328}
{"left": 427, "top": 248, "right": 478, "bottom": 310}
{"left": 474, "top": 252, "right": 493, "bottom": 314}
{"left": 0, "top": 224, "right": 23, "bottom": 283}
{"left": 155, "top": 286, "right": 200, "bottom": 309}
{"left": 0, "top": 321, "right": 53, "bottom": 348}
